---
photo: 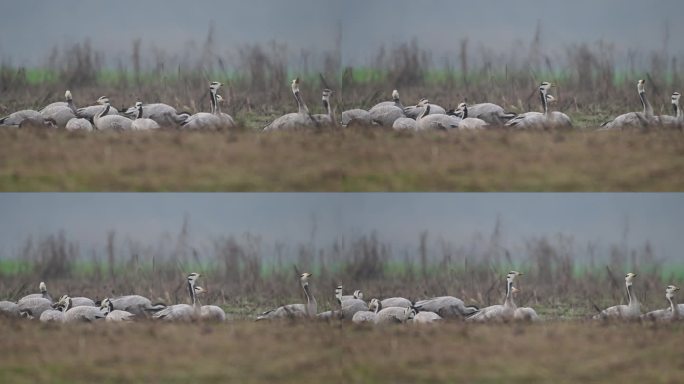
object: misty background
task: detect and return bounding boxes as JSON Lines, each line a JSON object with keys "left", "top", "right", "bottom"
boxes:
{"left": 1, "top": 0, "right": 682, "bottom": 70}
{"left": 0, "top": 193, "right": 681, "bottom": 265}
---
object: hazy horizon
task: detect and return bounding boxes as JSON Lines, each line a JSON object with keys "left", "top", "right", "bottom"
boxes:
{"left": 0, "top": 193, "right": 681, "bottom": 263}
{"left": 1, "top": 0, "right": 682, "bottom": 69}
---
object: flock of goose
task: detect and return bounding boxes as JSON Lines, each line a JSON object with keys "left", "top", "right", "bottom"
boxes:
{"left": 1, "top": 271, "right": 681, "bottom": 324}
{"left": 1, "top": 79, "right": 681, "bottom": 131}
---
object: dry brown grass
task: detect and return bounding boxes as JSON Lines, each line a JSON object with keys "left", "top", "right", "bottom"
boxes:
{"left": 0, "top": 128, "right": 682, "bottom": 191}
{"left": 1, "top": 319, "right": 682, "bottom": 383}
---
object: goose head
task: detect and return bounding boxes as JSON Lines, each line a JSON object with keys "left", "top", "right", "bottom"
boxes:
{"left": 65, "top": 90, "right": 72, "bottom": 101}
{"left": 300, "top": 272, "right": 312, "bottom": 287}
{"left": 368, "top": 298, "right": 381, "bottom": 313}
{"left": 335, "top": 285, "right": 343, "bottom": 303}
{"left": 322, "top": 88, "right": 333, "bottom": 101}
{"left": 353, "top": 290, "right": 364, "bottom": 300}
{"left": 637, "top": 79, "right": 646, "bottom": 95}
{"left": 417, "top": 98, "right": 429, "bottom": 107}
{"left": 539, "top": 82, "right": 553, "bottom": 94}
{"left": 100, "top": 298, "right": 114, "bottom": 313}
{"left": 39, "top": 281, "right": 47, "bottom": 293}
{"left": 391, "top": 89, "right": 400, "bottom": 102}
{"left": 665, "top": 285, "right": 679, "bottom": 300}
{"left": 405, "top": 306, "right": 417, "bottom": 320}
{"left": 216, "top": 94, "right": 225, "bottom": 104}
{"left": 209, "top": 81, "right": 222, "bottom": 91}
{"left": 507, "top": 271, "right": 524, "bottom": 283}
{"left": 194, "top": 286, "right": 207, "bottom": 295}
{"left": 545, "top": 94, "right": 556, "bottom": 104}
{"left": 671, "top": 92, "right": 680, "bottom": 104}
{"left": 291, "top": 78, "right": 300, "bottom": 93}
{"left": 187, "top": 272, "right": 201, "bottom": 285}
{"left": 96, "top": 96, "right": 109, "bottom": 105}
{"left": 625, "top": 272, "right": 637, "bottom": 286}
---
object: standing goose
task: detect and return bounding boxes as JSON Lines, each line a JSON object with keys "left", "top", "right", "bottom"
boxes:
{"left": 40, "top": 90, "right": 77, "bottom": 127}
{"left": 593, "top": 273, "right": 641, "bottom": 320}
{"left": 352, "top": 298, "right": 381, "bottom": 324}
{"left": 311, "top": 89, "right": 336, "bottom": 127}
{"left": 153, "top": 273, "right": 202, "bottom": 322}
{"left": 511, "top": 287, "right": 540, "bottom": 322}
{"left": 659, "top": 92, "right": 682, "bottom": 128}
{"left": 100, "top": 298, "right": 135, "bottom": 322}
{"left": 20, "top": 281, "right": 53, "bottom": 303}
{"left": 108, "top": 294, "right": 165, "bottom": 316}
{"left": 93, "top": 98, "right": 133, "bottom": 131}
{"left": 130, "top": 102, "right": 161, "bottom": 130}
{"left": 181, "top": 82, "right": 223, "bottom": 130}
{"left": 193, "top": 286, "right": 227, "bottom": 322}
{"left": 416, "top": 99, "right": 460, "bottom": 131}
{"left": 466, "top": 271, "right": 522, "bottom": 322}
{"left": 257, "top": 273, "right": 317, "bottom": 320}
{"left": 76, "top": 96, "right": 119, "bottom": 121}
{"left": 600, "top": 80, "right": 657, "bottom": 130}
{"left": 368, "top": 90, "right": 405, "bottom": 127}
{"left": 263, "top": 78, "right": 316, "bottom": 131}
{"left": 215, "top": 94, "right": 237, "bottom": 128}
{"left": 641, "top": 285, "right": 680, "bottom": 322}
{"left": 454, "top": 103, "right": 489, "bottom": 130}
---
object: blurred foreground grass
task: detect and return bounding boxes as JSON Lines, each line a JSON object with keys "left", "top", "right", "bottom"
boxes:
{"left": 0, "top": 320, "right": 682, "bottom": 383}
{"left": 1, "top": 127, "right": 682, "bottom": 191}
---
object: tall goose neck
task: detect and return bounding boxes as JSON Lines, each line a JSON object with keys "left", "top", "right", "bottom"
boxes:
{"left": 188, "top": 280, "right": 197, "bottom": 306}
{"left": 209, "top": 89, "right": 217, "bottom": 115}
{"left": 504, "top": 280, "right": 513, "bottom": 306}
{"left": 294, "top": 90, "right": 309, "bottom": 114}
{"left": 540, "top": 89, "right": 548, "bottom": 116}
{"left": 462, "top": 105, "right": 468, "bottom": 119}
{"left": 626, "top": 283, "right": 635, "bottom": 305}
{"left": 418, "top": 103, "right": 431, "bottom": 120}
{"left": 137, "top": 105, "right": 143, "bottom": 119}
{"left": 96, "top": 104, "right": 111, "bottom": 121}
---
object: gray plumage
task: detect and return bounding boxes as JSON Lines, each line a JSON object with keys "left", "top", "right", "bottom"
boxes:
{"left": 0, "top": 301, "right": 20, "bottom": 317}
{"left": 193, "top": 286, "right": 227, "bottom": 322}
{"left": 352, "top": 298, "right": 380, "bottom": 324}
{"left": 341, "top": 298, "right": 368, "bottom": 319}
{"left": 600, "top": 80, "right": 656, "bottom": 130}
{"left": 370, "top": 89, "right": 404, "bottom": 111}
{"left": 641, "top": 285, "right": 680, "bottom": 322}
{"left": 310, "top": 89, "right": 336, "bottom": 128}
{"left": 101, "top": 298, "right": 135, "bottom": 322}
{"left": 369, "top": 105, "right": 404, "bottom": 126}
{"left": 153, "top": 273, "right": 202, "bottom": 322}
{"left": 404, "top": 103, "right": 446, "bottom": 119}
{"left": 215, "top": 94, "right": 237, "bottom": 128}
{"left": 76, "top": 96, "right": 119, "bottom": 120}
{"left": 460, "top": 102, "right": 516, "bottom": 125}
{"left": 94, "top": 102, "right": 132, "bottom": 131}
{"left": 264, "top": 78, "right": 317, "bottom": 131}
{"left": 375, "top": 306, "right": 415, "bottom": 325}
{"left": 416, "top": 99, "right": 460, "bottom": 130}
{"left": 41, "top": 90, "right": 77, "bottom": 127}
{"left": 257, "top": 273, "right": 317, "bottom": 320}
{"left": 130, "top": 102, "right": 161, "bottom": 130}
{"left": 414, "top": 296, "right": 479, "bottom": 319}
{"left": 65, "top": 118, "right": 94, "bottom": 131}
{"left": 20, "top": 282, "right": 53, "bottom": 303}
{"left": 466, "top": 271, "right": 522, "bottom": 323}
{"left": 341, "top": 108, "right": 371, "bottom": 127}
{"left": 0, "top": 109, "right": 42, "bottom": 126}
{"left": 40, "top": 308, "right": 66, "bottom": 323}
{"left": 594, "top": 273, "right": 641, "bottom": 320}
{"left": 658, "top": 92, "right": 682, "bottom": 129}
{"left": 510, "top": 287, "right": 540, "bottom": 322}
{"left": 64, "top": 306, "right": 105, "bottom": 323}
{"left": 69, "top": 297, "right": 96, "bottom": 307}
{"left": 109, "top": 295, "right": 165, "bottom": 316}
{"left": 392, "top": 117, "right": 417, "bottom": 131}
{"left": 380, "top": 297, "right": 412, "bottom": 309}
{"left": 17, "top": 297, "right": 53, "bottom": 318}
{"left": 454, "top": 103, "right": 489, "bottom": 130}
{"left": 411, "top": 311, "right": 443, "bottom": 324}
{"left": 182, "top": 82, "right": 225, "bottom": 130}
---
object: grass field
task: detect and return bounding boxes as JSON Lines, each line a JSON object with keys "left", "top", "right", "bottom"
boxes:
{"left": 1, "top": 128, "right": 683, "bottom": 191}
{"left": 1, "top": 320, "right": 683, "bottom": 383}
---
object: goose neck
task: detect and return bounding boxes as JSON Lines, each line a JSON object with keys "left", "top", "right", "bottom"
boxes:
{"left": 95, "top": 104, "right": 110, "bottom": 122}
{"left": 540, "top": 89, "right": 548, "bottom": 116}
{"left": 137, "top": 105, "right": 143, "bottom": 119}
{"left": 504, "top": 280, "right": 515, "bottom": 308}
{"left": 418, "top": 103, "right": 431, "bottom": 120}
{"left": 668, "top": 296, "right": 679, "bottom": 318}
{"left": 209, "top": 89, "right": 217, "bottom": 115}
{"left": 626, "top": 283, "right": 637, "bottom": 306}
{"left": 188, "top": 280, "right": 197, "bottom": 307}
{"left": 294, "top": 90, "right": 309, "bottom": 114}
